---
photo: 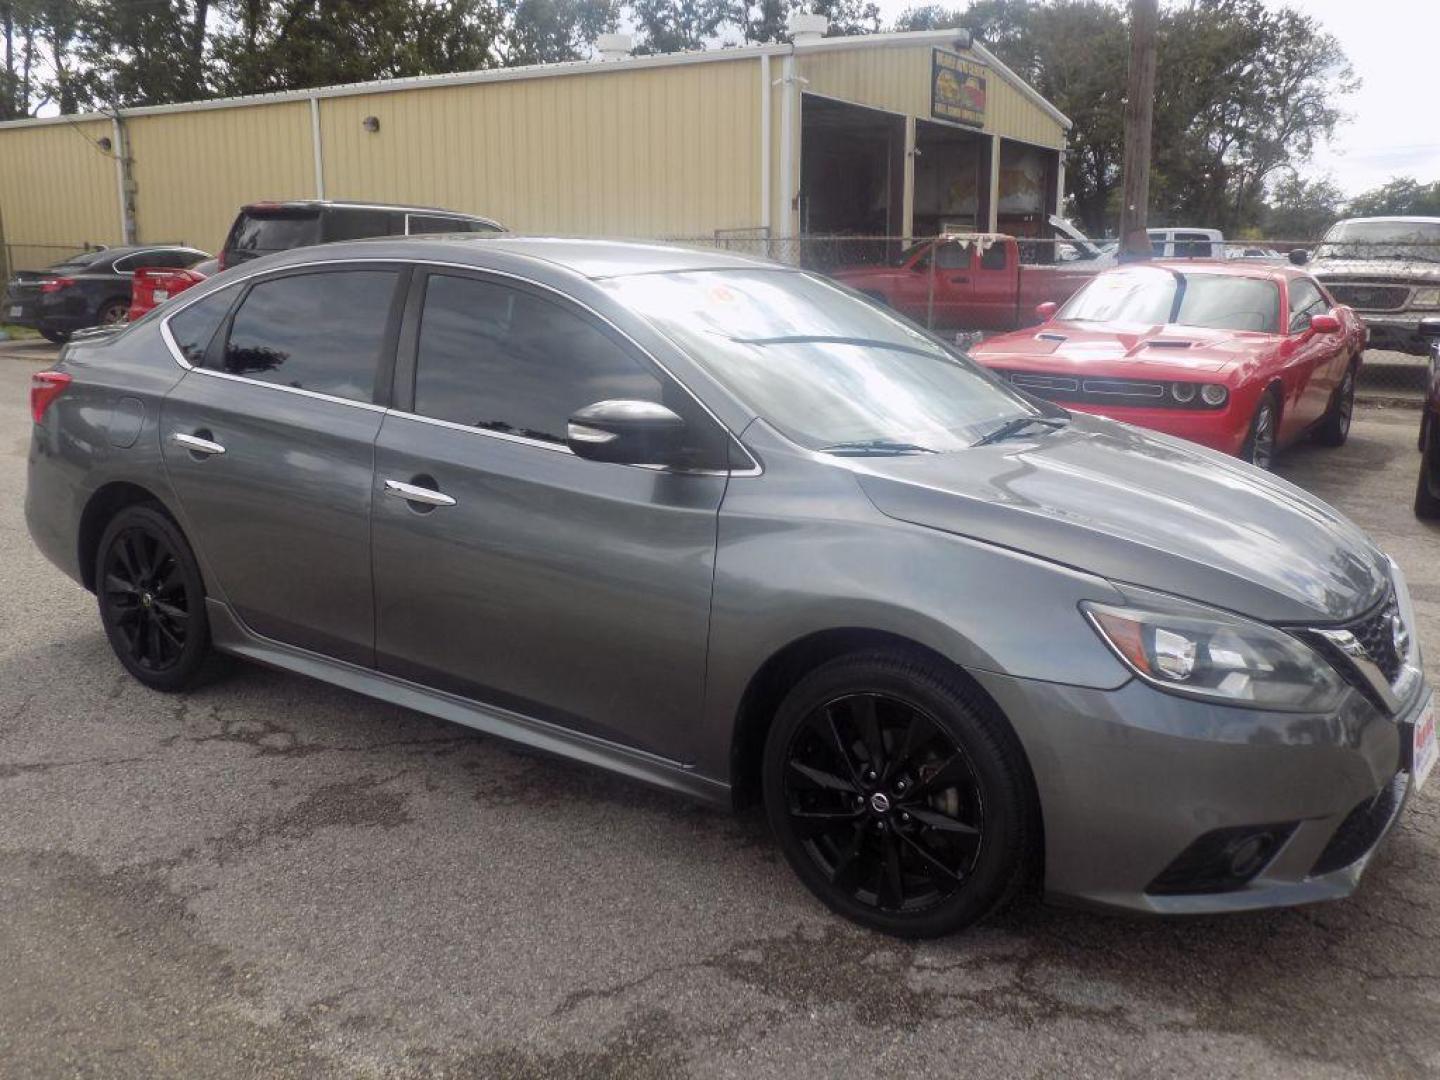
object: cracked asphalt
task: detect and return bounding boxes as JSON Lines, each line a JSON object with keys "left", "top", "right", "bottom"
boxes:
{"left": 3, "top": 341, "right": 1439, "bottom": 1078}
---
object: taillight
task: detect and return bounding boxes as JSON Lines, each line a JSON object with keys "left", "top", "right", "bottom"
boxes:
{"left": 30, "top": 371, "right": 71, "bottom": 423}
{"left": 39, "top": 276, "right": 76, "bottom": 294}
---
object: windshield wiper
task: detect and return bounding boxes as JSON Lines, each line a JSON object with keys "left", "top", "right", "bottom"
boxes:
{"left": 817, "top": 439, "right": 938, "bottom": 456}
{"left": 973, "top": 416, "right": 1069, "bottom": 447}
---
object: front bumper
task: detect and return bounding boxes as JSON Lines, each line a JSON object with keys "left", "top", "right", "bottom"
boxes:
{"left": 1358, "top": 313, "right": 1435, "bottom": 356}
{"left": 973, "top": 667, "right": 1427, "bottom": 915}
{"left": 1060, "top": 399, "right": 1249, "bottom": 457}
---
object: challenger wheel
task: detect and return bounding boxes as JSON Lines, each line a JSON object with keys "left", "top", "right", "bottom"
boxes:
{"left": 763, "top": 650, "right": 1036, "bottom": 938}
{"left": 96, "top": 504, "right": 221, "bottom": 691}
{"left": 1314, "top": 364, "right": 1356, "bottom": 447}
{"left": 1417, "top": 421, "right": 1440, "bottom": 520}
{"left": 1241, "top": 389, "right": 1280, "bottom": 470}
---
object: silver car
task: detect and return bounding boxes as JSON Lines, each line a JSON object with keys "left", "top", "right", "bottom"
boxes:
{"left": 25, "top": 237, "right": 1433, "bottom": 937}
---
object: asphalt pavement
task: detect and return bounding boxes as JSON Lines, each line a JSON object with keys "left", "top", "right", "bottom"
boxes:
{"left": 3, "top": 341, "right": 1440, "bottom": 1078}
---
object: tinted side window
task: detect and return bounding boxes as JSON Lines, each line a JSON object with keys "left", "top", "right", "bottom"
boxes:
{"left": 223, "top": 271, "right": 399, "bottom": 401}
{"left": 407, "top": 214, "right": 472, "bottom": 235}
{"left": 936, "top": 243, "right": 970, "bottom": 270}
{"left": 1175, "top": 233, "right": 1212, "bottom": 258}
{"left": 979, "top": 243, "right": 1007, "bottom": 271}
{"left": 229, "top": 213, "right": 320, "bottom": 257}
{"left": 167, "top": 285, "right": 240, "bottom": 366}
{"left": 324, "top": 209, "right": 403, "bottom": 242}
{"left": 413, "top": 274, "right": 663, "bottom": 444}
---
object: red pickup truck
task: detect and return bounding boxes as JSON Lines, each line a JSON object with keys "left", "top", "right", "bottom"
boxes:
{"left": 830, "top": 235, "right": 1102, "bottom": 333}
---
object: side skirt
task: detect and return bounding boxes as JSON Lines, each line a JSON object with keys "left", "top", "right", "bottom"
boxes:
{"left": 206, "top": 599, "right": 732, "bottom": 808}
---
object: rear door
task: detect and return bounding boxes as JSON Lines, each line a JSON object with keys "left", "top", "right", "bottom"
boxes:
{"left": 370, "top": 268, "right": 730, "bottom": 761}
{"left": 160, "top": 264, "right": 408, "bottom": 664}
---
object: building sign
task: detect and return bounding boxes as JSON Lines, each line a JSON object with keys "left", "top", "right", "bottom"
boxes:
{"left": 931, "top": 49, "right": 987, "bottom": 127}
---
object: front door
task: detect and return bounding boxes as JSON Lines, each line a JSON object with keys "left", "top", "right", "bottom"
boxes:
{"left": 160, "top": 265, "right": 406, "bottom": 665}
{"left": 370, "top": 269, "right": 729, "bottom": 762}
{"left": 1281, "top": 277, "right": 1337, "bottom": 436}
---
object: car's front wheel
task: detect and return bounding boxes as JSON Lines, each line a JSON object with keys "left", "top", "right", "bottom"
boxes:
{"left": 96, "top": 504, "right": 221, "bottom": 691}
{"left": 763, "top": 650, "right": 1036, "bottom": 938}
{"left": 97, "top": 298, "right": 130, "bottom": 327}
{"left": 1241, "top": 388, "right": 1280, "bottom": 469}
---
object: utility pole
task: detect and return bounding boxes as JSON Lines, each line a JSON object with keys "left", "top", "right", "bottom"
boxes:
{"left": 1118, "top": 0, "right": 1157, "bottom": 260}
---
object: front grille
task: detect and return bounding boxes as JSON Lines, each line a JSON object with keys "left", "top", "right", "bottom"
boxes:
{"left": 1311, "top": 772, "right": 1407, "bottom": 877}
{"left": 1350, "top": 593, "right": 1406, "bottom": 683}
{"left": 1322, "top": 282, "right": 1411, "bottom": 312}
{"left": 1003, "top": 370, "right": 1220, "bottom": 410}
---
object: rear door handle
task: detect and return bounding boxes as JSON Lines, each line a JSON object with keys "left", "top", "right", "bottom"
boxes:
{"left": 384, "top": 479, "right": 456, "bottom": 508}
{"left": 171, "top": 432, "right": 226, "bottom": 456}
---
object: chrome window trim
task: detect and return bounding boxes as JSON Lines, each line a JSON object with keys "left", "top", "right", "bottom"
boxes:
{"left": 158, "top": 254, "right": 763, "bottom": 475}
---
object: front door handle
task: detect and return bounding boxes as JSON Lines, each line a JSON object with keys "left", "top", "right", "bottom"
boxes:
{"left": 949, "top": 275, "right": 970, "bottom": 284}
{"left": 384, "top": 479, "right": 456, "bottom": 508}
{"left": 171, "top": 431, "right": 226, "bottom": 456}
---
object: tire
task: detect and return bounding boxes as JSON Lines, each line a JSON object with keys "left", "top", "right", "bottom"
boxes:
{"left": 1240, "top": 388, "right": 1281, "bottom": 470}
{"left": 1314, "top": 362, "right": 1356, "bottom": 447}
{"left": 762, "top": 649, "right": 1037, "bottom": 938}
{"left": 1416, "top": 421, "right": 1440, "bottom": 520}
{"left": 40, "top": 328, "right": 70, "bottom": 345}
{"left": 97, "top": 298, "right": 130, "bottom": 327}
{"left": 95, "top": 504, "right": 223, "bottom": 692}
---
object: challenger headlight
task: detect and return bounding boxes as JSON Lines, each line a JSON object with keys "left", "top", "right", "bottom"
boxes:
{"left": 1413, "top": 287, "right": 1440, "bottom": 309}
{"left": 1083, "top": 598, "right": 1345, "bottom": 711}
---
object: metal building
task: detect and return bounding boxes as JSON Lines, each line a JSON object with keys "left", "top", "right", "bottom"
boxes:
{"left": 0, "top": 25, "right": 1070, "bottom": 268}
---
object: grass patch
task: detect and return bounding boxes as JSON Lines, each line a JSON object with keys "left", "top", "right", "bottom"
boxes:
{"left": 0, "top": 323, "right": 40, "bottom": 340}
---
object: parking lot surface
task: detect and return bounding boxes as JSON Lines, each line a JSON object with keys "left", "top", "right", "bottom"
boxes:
{"left": 2, "top": 341, "right": 1439, "bottom": 1078}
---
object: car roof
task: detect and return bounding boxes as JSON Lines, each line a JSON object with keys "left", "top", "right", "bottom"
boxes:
{"left": 250, "top": 234, "right": 783, "bottom": 279}
{"left": 240, "top": 199, "right": 499, "bottom": 222}
{"left": 1335, "top": 216, "right": 1440, "bottom": 225}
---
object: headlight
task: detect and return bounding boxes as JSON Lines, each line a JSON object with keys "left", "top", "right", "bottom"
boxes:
{"left": 1083, "top": 598, "right": 1345, "bottom": 711}
{"left": 1170, "top": 382, "right": 1197, "bottom": 404}
{"left": 1200, "top": 383, "right": 1228, "bottom": 406}
{"left": 1413, "top": 287, "right": 1440, "bottom": 309}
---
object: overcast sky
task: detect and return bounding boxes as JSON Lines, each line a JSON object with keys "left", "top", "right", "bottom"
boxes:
{"left": 869, "top": 0, "right": 1440, "bottom": 196}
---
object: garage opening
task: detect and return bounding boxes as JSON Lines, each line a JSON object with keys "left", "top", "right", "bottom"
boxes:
{"left": 799, "top": 94, "right": 905, "bottom": 268}
{"left": 912, "top": 119, "right": 990, "bottom": 239}
{"left": 997, "top": 139, "right": 1060, "bottom": 238}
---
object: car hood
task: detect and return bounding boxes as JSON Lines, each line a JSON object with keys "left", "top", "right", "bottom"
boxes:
{"left": 853, "top": 412, "right": 1389, "bottom": 624}
{"left": 1310, "top": 258, "right": 1440, "bottom": 283}
{"left": 973, "top": 321, "right": 1267, "bottom": 375}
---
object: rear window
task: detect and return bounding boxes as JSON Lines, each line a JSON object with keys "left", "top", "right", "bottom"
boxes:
{"left": 228, "top": 212, "right": 321, "bottom": 259}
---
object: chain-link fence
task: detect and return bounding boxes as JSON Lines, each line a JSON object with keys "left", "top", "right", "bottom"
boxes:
{"left": 673, "top": 230, "right": 1438, "bottom": 398}
{"left": 1, "top": 242, "right": 109, "bottom": 283}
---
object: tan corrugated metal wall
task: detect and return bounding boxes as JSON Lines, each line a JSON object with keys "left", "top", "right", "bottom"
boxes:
{"left": 125, "top": 101, "right": 316, "bottom": 252}
{"left": 0, "top": 118, "right": 120, "bottom": 269}
{"left": 317, "top": 60, "right": 762, "bottom": 237}
{"left": 0, "top": 42, "right": 1064, "bottom": 258}
{"left": 799, "top": 44, "right": 1065, "bottom": 150}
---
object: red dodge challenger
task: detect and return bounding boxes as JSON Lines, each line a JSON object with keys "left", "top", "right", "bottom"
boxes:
{"left": 969, "top": 261, "right": 1365, "bottom": 469}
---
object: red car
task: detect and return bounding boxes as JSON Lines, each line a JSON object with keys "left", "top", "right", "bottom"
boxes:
{"left": 970, "top": 261, "right": 1365, "bottom": 468}
{"left": 127, "top": 260, "right": 217, "bottom": 321}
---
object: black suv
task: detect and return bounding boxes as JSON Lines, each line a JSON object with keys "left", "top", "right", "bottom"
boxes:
{"left": 220, "top": 200, "right": 504, "bottom": 269}
{"left": 4, "top": 245, "right": 210, "bottom": 343}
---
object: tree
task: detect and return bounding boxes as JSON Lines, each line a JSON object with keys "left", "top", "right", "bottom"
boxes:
{"left": 499, "top": 0, "right": 618, "bottom": 66}
{"left": 1348, "top": 177, "right": 1440, "bottom": 219}
{"left": 1264, "top": 175, "right": 1343, "bottom": 239}
{"left": 627, "top": 0, "right": 731, "bottom": 53}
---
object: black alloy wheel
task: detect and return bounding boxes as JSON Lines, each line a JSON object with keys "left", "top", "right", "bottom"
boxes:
{"left": 1417, "top": 419, "right": 1440, "bottom": 520}
{"left": 98, "top": 298, "right": 130, "bottom": 326}
{"left": 97, "top": 504, "right": 219, "bottom": 691}
{"left": 764, "top": 651, "right": 1035, "bottom": 937}
{"left": 1242, "top": 390, "right": 1280, "bottom": 470}
{"left": 1315, "top": 364, "right": 1355, "bottom": 447}
{"left": 40, "top": 328, "right": 70, "bottom": 344}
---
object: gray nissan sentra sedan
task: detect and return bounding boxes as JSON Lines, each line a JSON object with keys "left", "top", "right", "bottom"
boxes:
{"left": 25, "top": 236, "right": 1434, "bottom": 937}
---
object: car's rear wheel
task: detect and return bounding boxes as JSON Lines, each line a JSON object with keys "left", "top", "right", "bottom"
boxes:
{"left": 97, "top": 298, "right": 129, "bottom": 326}
{"left": 40, "top": 328, "right": 69, "bottom": 344}
{"left": 96, "top": 504, "right": 221, "bottom": 691}
{"left": 1416, "top": 420, "right": 1440, "bottom": 520}
{"left": 1314, "top": 363, "right": 1356, "bottom": 447}
{"left": 1241, "top": 388, "right": 1280, "bottom": 470}
{"left": 762, "top": 650, "right": 1035, "bottom": 938}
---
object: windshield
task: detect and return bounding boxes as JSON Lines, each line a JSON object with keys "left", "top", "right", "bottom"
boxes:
{"left": 1058, "top": 268, "right": 1281, "bottom": 333}
{"left": 1316, "top": 220, "right": 1440, "bottom": 263}
{"left": 603, "top": 269, "right": 1044, "bottom": 452}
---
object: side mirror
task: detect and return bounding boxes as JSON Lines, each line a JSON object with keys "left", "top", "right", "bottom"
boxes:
{"left": 1288, "top": 249, "right": 1310, "bottom": 266}
{"left": 566, "top": 399, "right": 685, "bottom": 465}
{"left": 1035, "top": 301, "right": 1059, "bottom": 321}
{"left": 1309, "top": 313, "right": 1341, "bottom": 334}
{"left": 1418, "top": 317, "right": 1440, "bottom": 339}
